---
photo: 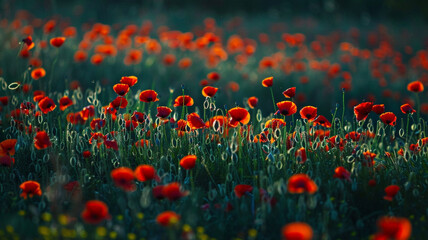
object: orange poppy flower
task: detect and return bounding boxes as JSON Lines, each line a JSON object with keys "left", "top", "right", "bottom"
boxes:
{"left": 156, "top": 211, "right": 180, "bottom": 227}
{"left": 38, "top": 96, "right": 56, "bottom": 114}
{"left": 228, "top": 107, "right": 250, "bottom": 125}
{"left": 139, "top": 90, "right": 159, "bottom": 103}
{"left": 247, "top": 97, "right": 258, "bottom": 109}
{"left": 20, "top": 180, "right": 42, "bottom": 199}
{"left": 374, "top": 217, "right": 411, "bottom": 240}
{"left": 295, "top": 147, "right": 307, "bottom": 163}
{"left": 162, "top": 182, "right": 189, "bottom": 201}
{"left": 113, "top": 83, "right": 130, "bottom": 96}
{"left": 178, "top": 58, "right": 192, "bottom": 68}
{"left": 354, "top": 102, "right": 373, "bottom": 121}
{"left": 262, "top": 76, "right": 273, "bottom": 87}
{"left": 109, "top": 96, "right": 128, "bottom": 109}
{"left": 312, "top": 115, "right": 331, "bottom": 128}
{"left": 49, "top": 37, "right": 66, "bottom": 47}
{"left": 180, "top": 155, "right": 197, "bottom": 170}
{"left": 156, "top": 106, "right": 172, "bottom": 119}
{"left": 264, "top": 119, "right": 286, "bottom": 129}
{"left": 22, "top": 36, "right": 34, "bottom": 50}
{"left": 380, "top": 112, "right": 397, "bottom": 126}
{"left": 333, "top": 166, "right": 351, "bottom": 181}
{"left": 120, "top": 76, "right": 138, "bottom": 87}
{"left": 34, "top": 131, "right": 52, "bottom": 150}
{"left": 372, "top": 104, "right": 385, "bottom": 115}
{"left": 0, "top": 139, "right": 17, "bottom": 156}
{"left": 407, "top": 80, "right": 424, "bottom": 93}
{"left": 174, "top": 95, "right": 194, "bottom": 107}
{"left": 134, "top": 165, "right": 160, "bottom": 182}
{"left": 59, "top": 96, "right": 73, "bottom": 111}
{"left": 384, "top": 185, "right": 400, "bottom": 201}
{"left": 81, "top": 200, "right": 111, "bottom": 224}
{"left": 74, "top": 50, "right": 87, "bottom": 62}
{"left": 135, "top": 139, "right": 150, "bottom": 148}
{"left": 276, "top": 101, "right": 297, "bottom": 116}
{"left": 90, "top": 118, "right": 106, "bottom": 130}
{"left": 281, "top": 222, "right": 313, "bottom": 240}
{"left": 234, "top": 184, "right": 253, "bottom": 198}
{"left": 163, "top": 54, "right": 176, "bottom": 65}
{"left": 287, "top": 174, "right": 318, "bottom": 194}
{"left": 207, "top": 72, "right": 220, "bottom": 81}
{"left": 283, "top": 87, "right": 296, "bottom": 98}
{"left": 400, "top": 104, "right": 416, "bottom": 114}
{"left": 110, "top": 167, "right": 136, "bottom": 192}
{"left": 31, "top": 68, "right": 46, "bottom": 80}
{"left": 187, "top": 113, "right": 206, "bottom": 129}
{"left": 91, "top": 54, "right": 104, "bottom": 65}
{"left": 81, "top": 105, "right": 95, "bottom": 120}
{"left": 202, "top": 86, "right": 218, "bottom": 97}
{"left": 300, "top": 106, "right": 317, "bottom": 121}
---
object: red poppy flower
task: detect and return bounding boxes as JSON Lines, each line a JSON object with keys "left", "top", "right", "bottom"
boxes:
{"left": 372, "top": 104, "right": 385, "bottom": 115}
{"left": 59, "top": 96, "right": 73, "bottom": 111}
{"left": 247, "top": 97, "right": 258, "bottom": 109}
{"left": 110, "top": 167, "right": 136, "bottom": 192}
{"left": 139, "top": 90, "right": 159, "bottom": 102}
{"left": 374, "top": 217, "right": 411, "bottom": 240}
{"left": 20, "top": 180, "right": 42, "bottom": 199}
{"left": 156, "top": 106, "right": 172, "bottom": 119}
{"left": 187, "top": 113, "right": 206, "bottom": 129}
{"left": 105, "top": 139, "right": 118, "bottom": 150}
{"left": 281, "top": 222, "right": 313, "bottom": 240}
{"left": 120, "top": 76, "right": 138, "bottom": 87}
{"left": 81, "top": 105, "right": 95, "bottom": 120}
{"left": 207, "top": 72, "right": 220, "bottom": 81}
{"left": 132, "top": 111, "right": 146, "bottom": 123}
{"left": 152, "top": 185, "right": 165, "bottom": 199}
{"left": 34, "top": 131, "right": 52, "bottom": 150}
{"left": 380, "top": 112, "right": 397, "bottom": 126}
{"left": 407, "top": 80, "right": 424, "bottom": 93}
{"left": 83, "top": 150, "right": 91, "bottom": 158}
{"left": 38, "top": 97, "right": 56, "bottom": 114}
{"left": 283, "top": 87, "right": 296, "bottom": 98}
{"left": 0, "top": 156, "right": 15, "bottom": 167}
{"left": 31, "top": 68, "right": 46, "bottom": 80}
{"left": 202, "top": 86, "right": 218, "bottom": 97}
{"left": 262, "top": 76, "right": 273, "bottom": 87}
{"left": 300, "top": 106, "right": 317, "bottom": 121}
{"left": 276, "top": 101, "right": 297, "bottom": 116}
{"left": 180, "top": 155, "right": 197, "bottom": 170}
{"left": 384, "top": 185, "right": 400, "bottom": 201}
{"left": 113, "top": 83, "right": 130, "bottom": 96}
{"left": 228, "top": 107, "right": 250, "bottom": 125}
{"left": 134, "top": 165, "right": 160, "bottom": 182}
{"left": 174, "top": 95, "right": 194, "bottom": 107}
{"left": 265, "top": 118, "right": 286, "bottom": 129}
{"left": 81, "top": 200, "right": 111, "bottom": 224}
{"left": 312, "top": 115, "right": 331, "bottom": 128}
{"left": 234, "top": 184, "right": 253, "bottom": 198}
{"left": 354, "top": 102, "right": 373, "bottom": 121}
{"left": 156, "top": 211, "right": 180, "bottom": 227}
{"left": 0, "top": 96, "right": 9, "bottom": 106}
{"left": 110, "top": 96, "right": 128, "bottom": 109}
{"left": 333, "top": 166, "right": 351, "bottom": 181}
{"left": 63, "top": 181, "right": 80, "bottom": 194}
{"left": 295, "top": 147, "right": 307, "bottom": 163}
{"left": 287, "top": 174, "right": 318, "bottom": 194}
{"left": 0, "top": 139, "right": 17, "bottom": 156}
{"left": 49, "top": 37, "right": 66, "bottom": 47}
{"left": 162, "top": 182, "right": 189, "bottom": 201}
{"left": 90, "top": 118, "right": 106, "bottom": 130}
{"left": 22, "top": 36, "right": 34, "bottom": 50}
{"left": 400, "top": 104, "right": 416, "bottom": 114}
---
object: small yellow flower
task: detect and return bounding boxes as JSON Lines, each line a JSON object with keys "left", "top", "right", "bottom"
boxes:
{"left": 96, "top": 227, "right": 107, "bottom": 237}
{"left": 18, "top": 210, "right": 25, "bottom": 216}
{"left": 196, "top": 226, "right": 204, "bottom": 234}
{"left": 42, "top": 212, "right": 52, "bottom": 222}
{"left": 38, "top": 226, "right": 50, "bottom": 236}
{"left": 6, "top": 225, "right": 14, "bottom": 233}
{"left": 127, "top": 233, "right": 136, "bottom": 240}
{"left": 182, "top": 224, "right": 192, "bottom": 233}
{"left": 109, "top": 231, "right": 117, "bottom": 239}
{"left": 248, "top": 229, "right": 257, "bottom": 238}
{"left": 136, "top": 212, "right": 144, "bottom": 220}
{"left": 58, "top": 214, "right": 68, "bottom": 225}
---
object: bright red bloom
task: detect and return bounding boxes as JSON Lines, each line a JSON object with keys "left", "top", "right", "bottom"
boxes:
{"left": 90, "top": 118, "right": 106, "bottom": 130}
{"left": 38, "top": 97, "right": 56, "bottom": 114}
{"left": 81, "top": 200, "right": 111, "bottom": 224}
{"left": 152, "top": 185, "right": 165, "bottom": 199}
{"left": 276, "top": 101, "right": 297, "bottom": 116}
{"left": 113, "top": 83, "right": 130, "bottom": 96}
{"left": 174, "top": 95, "right": 194, "bottom": 107}
{"left": 400, "top": 104, "right": 416, "bottom": 114}
{"left": 31, "top": 68, "right": 46, "bottom": 80}
{"left": 156, "top": 106, "right": 172, "bottom": 119}
{"left": 156, "top": 211, "right": 180, "bottom": 227}
{"left": 132, "top": 111, "right": 146, "bottom": 123}
{"left": 59, "top": 96, "right": 73, "bottom": 111}
{"left": 134, "top": 165, "right": 160, "bottom": 182}
{"left": 20, "top": 180, "right": 42, "bottom": 199}
{"left": 34, "top": 131, "right": 52, "bottom": 150}
{"left": 81, "top": 105, "right": 95, "bottom": 120}
{"left": 49, "top": 37, "right": 66, "bottom": 47}
{"left": 120, "top": 76, "right": 138, "bottom": 87}
{"left": 281, "top": 222, "right": 313, "bottom": 240}
{"left": 299, "top": 106, "right": 317, "bottom": 121}
{"left": 110, "top": 167, "right": 136, "bottom": 192}
{"left": 180, "top": 155, "right": 197, "bottom": 170}
{"left": 407, "top": 80, "right": 424, "bottom": 93}
{"left": 247, "top": 97, "right": 258, "bottom": 109}
{"left": 0, "top": 156, "right": 15, "bottom": 167}
{"left": 295, "top": 147, "right": 307, "bottom": 163}
{"left": 139, "top": 90, "right": 159, "bottom": 102}
{"left": 228, "top": 107, "right": 250, "bottom": 125}
{"left": 207, "top": 72, "right": 220, "bottom": 81}
{"left": 287, "top": 174, "right": 318, "bottom": 194}
{"left": 83, "top": 150, "right": 91, "bottom": 158}
{"left": 380, "top": 112, "right": 397, "bottom": 126}
{"left": 0, "top": 139, "right": 17, "bottom": 156}
{"left": 384, "top": 185, "right": 400, "bottom": 201}
{"left": 374, "top": 217, "right": 411, "bottom": 240}
{"left": 372, "top": 104, "right": 385, "bottom": 115}
{"left": 354, "top": 102, "right": 373, "bottom": 121}
{"left": 312, "top": 115, "right": 331, "bottom": 128}
{"left": 262, "top": 76, "right": 273, "bottom": 87}
{"left": 282, "top": 87, "right": 296, "bottom": 98}
{"left": 202, "top": 86, "right": 218, "bottom": 97}
{"left": 162, "top": 182, "right": 189, "bottom": 201}
{"left": 265, "top": 118, "right": 286, "bottom": 129}
{"left": 333, "top": 166, "right": 351, "bottom": 181}
{"left": 187, "top": 113, "right": 206, "bottom": 129}
{"left": 110, "top": 96, "right": 128, "bottom": 109}
{"left": 234, "top": 184, "right": 253, "bottom": 198}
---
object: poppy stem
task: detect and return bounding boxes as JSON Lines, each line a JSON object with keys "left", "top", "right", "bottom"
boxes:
{"left": 341, "top": 89, "right": 345, "bottom": 125}
{"left": 269, "top": 88, "right": 276, "bottom": 113}
{"left": 415, "top": 93, "right": 420, "bottom": 123}
{"left": 406, "top": 114, "right": 410, "bottom": 142}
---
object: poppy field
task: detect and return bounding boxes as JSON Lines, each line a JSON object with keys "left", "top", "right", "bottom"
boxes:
{"left": 0, "top": 1, "right": 428, "bottom": 240}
